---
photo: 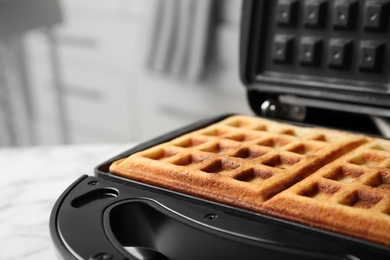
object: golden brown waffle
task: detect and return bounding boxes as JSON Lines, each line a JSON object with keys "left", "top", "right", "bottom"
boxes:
{"left": 265, "top": 138, "right": 390, "bottom": 246}
{"left": 109, "top": 115, "right": 390, "bottom": 245}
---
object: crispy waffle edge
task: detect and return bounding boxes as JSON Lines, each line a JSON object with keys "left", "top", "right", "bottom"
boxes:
{"left": 109, "top": 115, "right": 390, "bottom": 246}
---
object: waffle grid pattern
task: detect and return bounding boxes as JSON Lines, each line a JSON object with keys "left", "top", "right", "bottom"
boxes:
{"left": 110, "top": 115, "right": 390, "bottom": 245}
{"left": 262, "top": 139, "right": 390, "bottom": 245}
{"left": 279, "top": 140, "right": 390, "bottom": 215}
{"left": 132, "top": 116, "right": 362, "bottom": 199}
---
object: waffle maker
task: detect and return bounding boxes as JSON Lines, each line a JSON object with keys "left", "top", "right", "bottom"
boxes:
{"left": 50, "top": 1, "right": 390, "bottom": 259}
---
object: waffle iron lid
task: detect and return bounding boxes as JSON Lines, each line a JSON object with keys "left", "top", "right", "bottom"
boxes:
{"left": 240, "top": 0, "right": 390, "bottom": 115}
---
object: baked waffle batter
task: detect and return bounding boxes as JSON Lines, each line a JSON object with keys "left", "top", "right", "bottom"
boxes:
{"left": 110, "top": 115, "right": 390, "bottom": 246}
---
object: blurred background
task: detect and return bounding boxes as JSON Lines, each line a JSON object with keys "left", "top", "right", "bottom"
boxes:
{"left": 0, "top": 0, "right": 252, "bottom": 147}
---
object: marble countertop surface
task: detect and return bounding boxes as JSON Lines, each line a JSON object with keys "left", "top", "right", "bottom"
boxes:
{"left": 0, "top": 143, "right": 136, "bottom": 260}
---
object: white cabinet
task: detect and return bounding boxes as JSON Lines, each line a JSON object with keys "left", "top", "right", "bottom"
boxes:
{"left": 22, "top": 0, "right": 249, "bottom": 145}
{"left": 24, "top": 0, "right": 153, "bottom": 144}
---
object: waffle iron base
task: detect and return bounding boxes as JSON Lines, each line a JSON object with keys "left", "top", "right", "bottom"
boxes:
{"left": 50, "top": 115, "right": 390, "bottom": 260}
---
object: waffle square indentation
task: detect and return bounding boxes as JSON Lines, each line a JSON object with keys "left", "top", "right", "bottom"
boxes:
{"left": 299, "top": 182, "right": 341, "bottom": 200}
{"left": 262, "top": 155, "right": 301, "bottom": 169}
{"left": 324, "top": 166, "right": 364, "bottom": 183}
{"left": 172, "top": 137, "right": 208, "bottom": 148}
{"left": 234, "top": 168, "right": 274, "bottom": 183}
{"left": 200, "top": 128, "right": 230, "bottom": 137}
{"left": 339, "top": 190, "right": 383, "bottom": 209}
{"left": 369, "top": 144, "right": 390, "bottom": 153}
{"left": 232, "top": 147, "right": 268, "bottom": 159}
{"left": 278, "top": 128, "right": 296, "bottom": 136}
{"left": 308, "top": 133, "right": 327, "bottom": 142}
{"left": 348, "top": 152, "right": 387, "bottom": 166}
{"left": 307, "top": 133, "right": 342, "bottom": 143}
{"left": 288, "top": 143, "right": 324, "bottom": 155}
{"left": 201, "top": 159, "right": 241, "bottom": 174}
{"left": 225, "top": 118, "right": 264, "bottom": 129}
{"left": 225, "top": 133, "right": 262, "bottom": 142}
{"left": 141, "top": 148, "right": 178, "bottom": 160}
{"left": 256, "top": 137, "right": 291, "bottom": 149}
{"left": 364, "top": 172, "right": 390, "bottom": 191}
{"left": 171, "top": 154, "right": 209, "bottom": 166}
{"left": 200, "top": 142, "right": 240, "bottom": 154}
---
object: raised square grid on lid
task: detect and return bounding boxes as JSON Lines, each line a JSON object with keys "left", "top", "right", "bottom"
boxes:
{"left": 252, "top": 0, "right": 390, "bottom": 95}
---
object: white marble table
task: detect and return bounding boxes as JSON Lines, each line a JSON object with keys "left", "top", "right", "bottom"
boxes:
{"left": 0, "top": 143, "right": 136, "bottom": 260}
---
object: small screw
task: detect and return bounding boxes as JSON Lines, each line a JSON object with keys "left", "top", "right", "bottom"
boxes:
{"left": 365, "top": 54, "right": 373, "bottom": 63}
{"left": 304, "top": 50, "right": 312, "bottom": 58}
{"left": 261, "top": 100, "right": 279, "bottom": 118}
{"left": 90, "top": 253, "right": 113, "bottom": 260}
{"left": 205, "top": 214, "right": 218, "bottom": 220}
{"left": 369, "top": 12, "right": 378, "bottom": 22}
{"left": 293, "top": 106, "right": 303, "bottom": 114}
{"left": 88, "top": 181, "right": 99, "bottom": 186}
{"left": 275, "top": 48, "right": 283, "bottom": 56}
